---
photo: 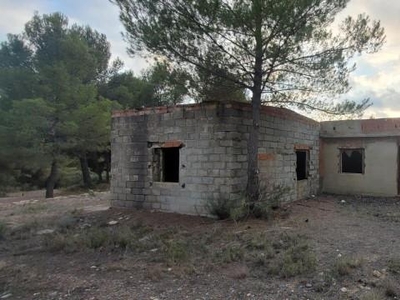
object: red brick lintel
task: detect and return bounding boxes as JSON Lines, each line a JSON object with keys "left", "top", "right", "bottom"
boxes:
{"left": 162, "top": 140, "right": 184, "bottom": 148}
{"left": 294, "top": 144, "right": 312, "bottom": 150}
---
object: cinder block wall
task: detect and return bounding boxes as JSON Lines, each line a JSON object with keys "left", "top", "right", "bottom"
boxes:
{"left": 111, "top": 101, "right": 320, "bottom": 215}
{"left": 256, "top": 105, "right": 320, "bottom": 201}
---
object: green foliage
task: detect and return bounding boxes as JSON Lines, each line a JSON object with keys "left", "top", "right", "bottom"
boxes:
{"left": 113, "top": 0, "right": 385, "bottom": 116}
{"left": 0, "top": 12, "right": 120, "bottom": 192}
{"left": 99, "top": 62, "right": 190, "bottom": 109}
{"left": 192, "top": 47, "right": 248, "bottom": 103}
{"left": 58, "top": 167, "right": 82, "bottom": 188}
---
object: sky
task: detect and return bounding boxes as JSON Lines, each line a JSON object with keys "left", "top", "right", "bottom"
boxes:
{"left": 0, "top": 0, "right": 399, "bottom": 119}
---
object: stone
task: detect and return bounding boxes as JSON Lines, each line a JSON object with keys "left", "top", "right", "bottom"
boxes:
{"left": 372, "top": 270, "right": 382, "bottom": 278}
{"left": 340, "top": 287, "right": 348, "bottom": 293}
{"left": 36, "top": 229, "right": 55, "bottom": 235}
{"left": 108, "top": 220, "right": 118, "bottom": 226}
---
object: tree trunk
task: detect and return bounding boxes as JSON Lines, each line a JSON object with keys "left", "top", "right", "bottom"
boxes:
{"left": 79, "top": 153, "right": 92, "bottom": 188}
{"left": 246, "top": 0, "right": 263, "bottom": 203}
{"left": 247, "top": 90, "right": 262, "bottom": 202}
{"left": 45, "top": 160, "right": 58, "bottom": 198}
{"left": 106, "top": 169, "right": 110, "bottom": 183}
{"left": 97, "top": 171, "right": 103, "bottom": 183}
{"left": 105, "top": 151, "right": 111, "bottom": 183}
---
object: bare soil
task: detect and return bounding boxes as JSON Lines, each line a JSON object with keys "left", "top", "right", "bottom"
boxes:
{"left": 0, "top": 191, "right": 400, "bottom": 300}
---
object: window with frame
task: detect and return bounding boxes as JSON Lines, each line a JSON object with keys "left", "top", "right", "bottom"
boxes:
{"left": 152, "top": 147, "right": 180, "bottom": 182}
{"left": 340, "top": 148, "right": 364, "bottom": 174}
{"left": 296, "top": 150, "right": 308, "bottom": 180}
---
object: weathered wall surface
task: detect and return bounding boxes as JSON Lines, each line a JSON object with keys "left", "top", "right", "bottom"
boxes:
{"left": 111, "top": 102, "right": 320, "bottom": 215}
{"left": 255, "top": 105, "right": 320, "bottom": 202}
{"left": 321, "top": 119, "right": 400, "bottom": 196}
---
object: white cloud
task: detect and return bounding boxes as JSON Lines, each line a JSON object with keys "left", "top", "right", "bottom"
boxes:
{"left": 0, "top": 0, "right": 149, "bottom": 74}
{"left": 1, "top": 0, "right": 400, "bottom": 117}
{"left": 0, "top": 0, "right": 48, "bottom": 38}
{"left": 335, "top": 0, "right": 400, "bottom": 118}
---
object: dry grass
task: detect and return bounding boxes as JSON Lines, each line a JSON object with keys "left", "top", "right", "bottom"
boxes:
{"left": 382, "top": 278, "right": 400, "bottom": 298}
{"left": 0, "top": 221, "right": 7, "bottom": 240}
{"left": 387, "top": 257, "right": 400, "bottom": 274}
{"left": 332, "top": 255, "right": 364, "bottom": 276}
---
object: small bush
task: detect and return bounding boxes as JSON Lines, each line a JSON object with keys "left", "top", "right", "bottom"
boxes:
{"left": 163, "top": 240, "right": 189, "bottom": 264}
{"left": 246, "top": 233, "right": 273, "bottom": 251}
{"left": 360, "top": 290, "right": 385, "bottom": 300}
{"left": 10, "top": 219, "right": 41, "bottom": 240}
{"left": 204, "top": 197, "right": 242, "bottom": 220}
{"left": 388, "top": 257, "right": 400, "bottom": 274}
{"left": 215, "top": 244, "right": 245, "bottom": 263}
{"left": 19, "top": 203, "right": 48, "bottom": 214}
{"left": 382, "top": 278, "right": 400, "bottom": 298}
{"left": 267, "top": 233, "right": 316, "bottom": 278}
{"left": 332, "top": 256, "right": 364, "bottom": 277}
{"left": 44, "top": 232, "right": 79, "bottom": 253}
{"left": 84, "top": 228, "right": 110, "bottom": 249}
{"left": 313, "top": 272, "right": 336, "bottom": 293}
{"left": 0, "top": 221, "right": 7, "bottom": 240}
{"left": 56, "top": 215, "right": 79, "bottom": 232}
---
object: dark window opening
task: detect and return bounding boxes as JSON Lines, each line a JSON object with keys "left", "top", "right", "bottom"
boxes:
{"left": 341, "top": 149, "right": 363, "bottom": 173}
{"left": 296, "top": 150, "right": 308, "bottom": 180}
{"left": 152, "top": 147, "right": 180, "bottom": 182}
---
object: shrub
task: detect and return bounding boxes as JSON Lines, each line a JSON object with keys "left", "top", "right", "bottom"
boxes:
{"left": 215, "top": 244, "right": 245, "bottom": 263}
{"left": 10, "top": 219, "right": 41, "bottom": 240}
{"left": 250, "top": 184, "right": 289, "bottom": 219}
{"left": 0, "top": 221, "right": 7, "bottom": 240}
{"left": 204, "top": 197, "right": 238, "bottom": 220}
{"left": 388, "top": 257, "right": 400, "bottom": 274}
{"left": 163, "top": 239, "right": 189, "bottom": 264}
{"left": 205, "top": 184, "right": 289, "bottom": 221}
{"left": 332, "top": 256, "right": 364, "bottom": 276}
{"left": 382, "top": 278, "right": 400, "bottom": 298}
{"left": 267, "top": 233, "right": 316, "bottom": 278}
{"left": 44, "top": 232, "right": 79, "bottom": 253}
{"left": 360, "top": 290, "right": 385, "bottom": 300}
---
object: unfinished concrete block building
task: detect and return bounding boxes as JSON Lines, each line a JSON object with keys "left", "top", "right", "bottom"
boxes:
{"left": 111, "top": 101, "right": 320, "bottom": 215}
{"left": 320, "top": 118, "right": 400, "bottom": 196}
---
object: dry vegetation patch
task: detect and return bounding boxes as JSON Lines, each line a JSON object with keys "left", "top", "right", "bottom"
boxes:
{"left": 1, "top": 192, "right": 400, "bottom": 299}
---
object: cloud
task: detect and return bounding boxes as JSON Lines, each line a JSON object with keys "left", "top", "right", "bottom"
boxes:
{"left": 0, "top": 0, "right": 400, "bottom": 117}
{"left": 0, "top": 0, "right": 47, "bottom": 38}
{"left": 333, "top": 1, "right": 400, "bottom": 118}
{"left": 0, "top": 0, "right": 148, "bottom": 74}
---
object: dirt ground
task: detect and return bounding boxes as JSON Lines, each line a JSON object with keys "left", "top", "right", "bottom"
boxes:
{"left": 0, "top": 191, "right": 400, "bottom": 300}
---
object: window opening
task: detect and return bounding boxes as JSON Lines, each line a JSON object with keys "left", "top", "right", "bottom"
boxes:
{"left": 341, "top": 149, "right": 363, "bottom": 173}
{"left": 296, "top": 150, "right": 308, "bottom": 180}
{"left": 153, "top": 147, "right": 180, "bottom": 182}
